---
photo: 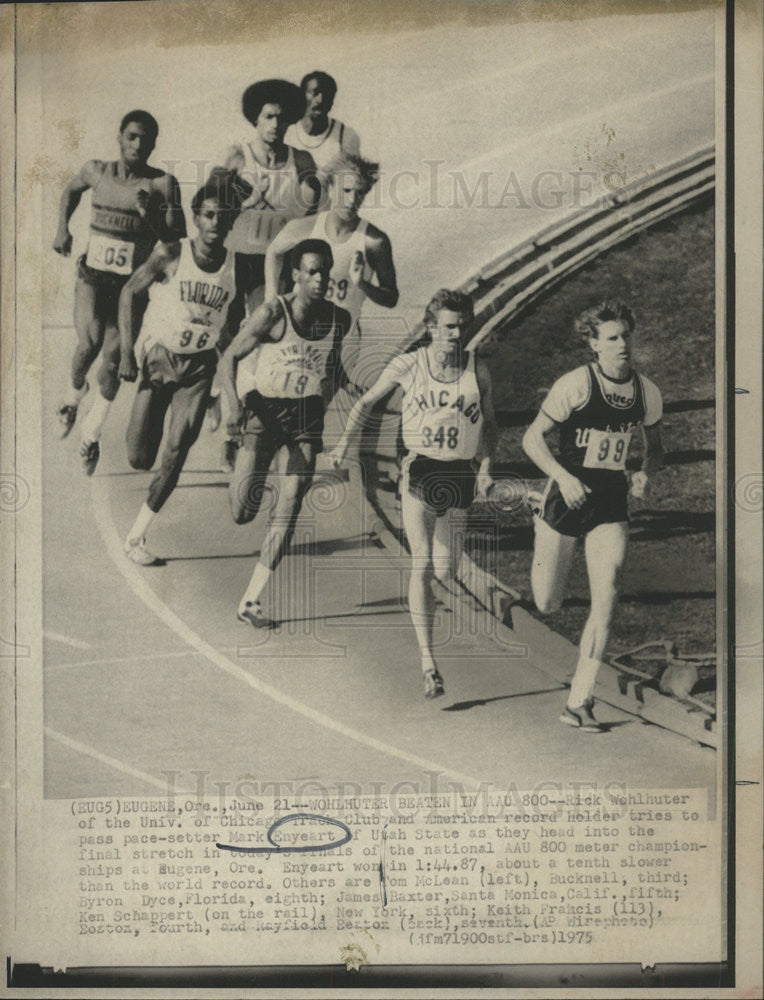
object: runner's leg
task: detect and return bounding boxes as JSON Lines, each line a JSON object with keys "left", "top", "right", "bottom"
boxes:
{"left": 567, "top": 520, "right": 629, "bottom": 708}
{"left": 530, "top": 515, "right": 577, "bottom": 614}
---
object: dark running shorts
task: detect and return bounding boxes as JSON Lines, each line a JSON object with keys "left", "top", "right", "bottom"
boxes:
{"left": 77, "top": 254, "right": 131, "bottom": 292}
{"left": 401, "top": 453, "right": 476, "bottom": 515}
{"left": 141, "top": 344, "right": 217, "bottom": 389}
{"left": 242, "top": 390, "right": 325, "bottom": 453}
{"left": 538, "top": 473, "right": 629, "bottom": 537}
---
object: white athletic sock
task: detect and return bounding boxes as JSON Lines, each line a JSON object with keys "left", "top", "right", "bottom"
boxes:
{"left": 63, "top": 381, "right": 89, "bottom": 408}
{"left": 127, "top": 503, "right": 156, "bottom": 546}
{"left": 240, "top": 563, "right": 272, "bottom": 609}
{"left": 80, "top": 394, "right": 112, "bottom": 443}
{"left": 568, "top": 656, "right": 602, "bottom": 709}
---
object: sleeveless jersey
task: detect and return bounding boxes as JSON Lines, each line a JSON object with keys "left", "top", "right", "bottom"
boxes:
{"left": 550, "top": 364, "right": 652, "bottom": 478}
{"left": 394, "top": 347, "right": 483, "bottom": 461}
{"left": 284, "top": 118, "right": 359, "bottom": 173}
{"left": 310, "top": 212, "right": 370, "bottom": 329}
{"left": 253, "top": 296, "right": 338, "bottom": 400}
{"left": 86, "top": 161, "right": 159, "bottom": 275}
{"left": 139, "top": 240, "right": 236, "bottom": 356}
{"left": 227, "top": 143, "right": 305, "bottom": 254}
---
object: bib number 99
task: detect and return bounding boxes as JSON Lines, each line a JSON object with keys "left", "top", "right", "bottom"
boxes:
{"left": 583, "top": 430, "right": 631, "bottom": 471}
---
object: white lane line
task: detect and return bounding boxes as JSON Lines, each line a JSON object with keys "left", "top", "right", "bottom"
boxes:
{"left": 45, "top": 727, "right": 193, "bottom": 793}
{"left": 90, "top": 478, "right": 483, "bottom": 789}
{"left": 43, "top": 630, "right": 92, "bottom": 650}
{"left": 46, "top": 646, "right": 240, "bottom": 672}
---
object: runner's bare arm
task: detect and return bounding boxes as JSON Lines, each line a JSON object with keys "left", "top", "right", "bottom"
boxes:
{"left": 264, "top": 216, "right": 314, "bottom": 300}
{"left": 522, "top": 410, "right": 590, "bottom": 510}
{"left": 155, "top": 173, "right": 187, "bottom": 242}
{"left": 117, "top": 242, "right": 180, "bottom": 382}
{"left": 474, "top": 357, "right": 497, "bottom": 496}
{"left": 352, "top": 226, "right": 399, "bottom": 308}
{"left": 295, "top": 149, "right": 321, "bottom": 216}
{"left": 631, "top": 421, "right": 664, "bottom": 499}
{"left": 53, "top": 159, "right": 104, "bottom": 256}
{"left": 329, "top": 361, "right": 403, "bottom": 467}
{"left": 218, "top": 299, "right": 283, "bottom": 426}
{"left": 223, "top": 145, "right": 246, "bottom": 173}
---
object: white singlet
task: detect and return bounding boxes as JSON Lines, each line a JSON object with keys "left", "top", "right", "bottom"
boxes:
{"left": 310, "top": 211, "right": 370, "bottom": 330}
{"left": 388, "top": 347, "right": 484, "bottom": 461}
{"left": 228, "top": 143, "right": 306, "bottom": 255}
{"left": 285, "top": 118, "right": 360, "bottom": 174}
{"left": 251, "top": 296, "right": 338, "bottom": 400}
{"left": 139, "top": 239, "right": 236, "bottom": 357}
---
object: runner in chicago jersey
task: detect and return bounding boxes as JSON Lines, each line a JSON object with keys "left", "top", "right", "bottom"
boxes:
{"left": 331, "top": 289, "right": 497, "bottom": 699}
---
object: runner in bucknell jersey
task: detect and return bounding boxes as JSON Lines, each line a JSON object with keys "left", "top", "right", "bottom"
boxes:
{"left": 116, "top": 175, "right": 244, "bottom": 566}
{"left": 331, "top": 289, "right": 498, "bottom": 700}
{"left": 52, "top": 110, "right": 185, "bottom": 475}
{"left": 218, "top": 238, "right": 352, "bottom": 631}
{"left": 522, "top": 301, "right": 664, "bottom": 733}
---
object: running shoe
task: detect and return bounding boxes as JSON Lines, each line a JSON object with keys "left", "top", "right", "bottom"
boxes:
{"left": 80, "top": 439, "right": 100, "bottom": 476}
{"left": 423, "top": 667, "right": 445, "bottom": 699}
{"left": 237, "top": 601, "right": 275, "bottom": 629}
{"left": 124, "top": 537, "right": 160, "bottom": 566}
{"left": 559, "top": 698, "right": 604, "bottom": 733}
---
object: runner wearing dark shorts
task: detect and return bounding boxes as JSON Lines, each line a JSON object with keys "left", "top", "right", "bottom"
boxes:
{"left": 522, "top": 301, "right": 664, "bottom": 732}
{"left": 218, "top": 238, "right": 352, "bottom": 627}
{"left": 331, "top": 288, "right": 498, "bottom": 699}
{"left": 117, "top": 175, "right": 244, "bottom": 565}
{"left": 52, "top": 110, "right": 185, "bottom": 474}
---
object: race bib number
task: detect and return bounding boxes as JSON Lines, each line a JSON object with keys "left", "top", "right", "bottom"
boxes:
{"left": 583, "top": 429, "right": 631, "bottom": 471}
{"left": 86, "top": 233, "right": 134, "bottom": 275}
{"left": 168, "top": 321, "right": 219, "bottom": 355}
{"left": 421, "top": 425, "right": 460, "bottom": 451}
{"left": 326, "top": 277, "right": 349, "bottom": 302}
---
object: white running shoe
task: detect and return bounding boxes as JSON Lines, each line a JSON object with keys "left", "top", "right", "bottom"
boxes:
{"left": 559, "top": 698, "right": 604, "bottom": 733}
{"left": 124, "top": 537, "right": 160, "bottom": 566}
{"left": 237, "top": 601, "right": 275, "bottom": 629}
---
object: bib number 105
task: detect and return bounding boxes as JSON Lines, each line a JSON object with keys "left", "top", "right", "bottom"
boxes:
{"left": 422, "top": 426, "right": 459, "bottom": 450}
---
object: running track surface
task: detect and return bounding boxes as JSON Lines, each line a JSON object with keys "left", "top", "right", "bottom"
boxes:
{"left": 39, "top": 9, "right": 716, "bottom": 798}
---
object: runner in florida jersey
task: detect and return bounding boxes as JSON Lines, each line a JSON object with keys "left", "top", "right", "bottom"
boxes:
{"left": 331, "top": 288, "right": 497, "bottom": 700}
{"left": 284, "top": 70, "right": 361, "bottom": 174}
{"left": 52, "top": 110, "right": 185, "bottom": 475}
{"left": 116, "top": 175, "right": 244, "bottom": 566}
{"left": 218, "top": 238, "right": 352, "bottom": 631}
{"left": 522, "top": 300, "right": 664, "bottom": 733}
{"left": 264, "top": 152, "right": 398, "bottom": 395}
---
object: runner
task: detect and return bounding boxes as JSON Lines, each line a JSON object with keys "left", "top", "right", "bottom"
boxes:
{"left": 224, "top": 79, "right": 320, "bottom": 311}
{"left": 521, "top": 301, "right": 664, "bottom": 732}
{"left": 285, "top": 70, "right": 361, "bottom": 174}
{"left": 263, "top": 152, "right": 398, "bottom": 404}
{"left": 52, "top": 110, "right": 185, "bottom": 474}
{"left": 264, "top": 152, "right": 398, "bottom": 330}
{"left": 218, "top": 238, "right": 352, "bottom": 628}
{"left": 330, "top": 289, "right": 497, "bottom": 699}
{"left": 117, "top": 174, "right": 244, "bottom": 565}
